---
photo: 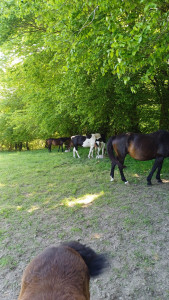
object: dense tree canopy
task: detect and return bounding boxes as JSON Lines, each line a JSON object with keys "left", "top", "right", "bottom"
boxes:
{"left": 0, "top": 0, "right": 168, "bottom": 148}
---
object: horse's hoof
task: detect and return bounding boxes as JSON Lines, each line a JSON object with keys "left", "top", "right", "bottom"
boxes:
{"left": 147, "top": 181, "right": 152, "bottom": 186}
{"left": 125, "top": 181, "right": 129, "bottom": 185}
{"left": 157, "top": 179, "right": 163, "bottom": 184}
{"left": 110, "top": 177, "right": 114, "bottom": 182}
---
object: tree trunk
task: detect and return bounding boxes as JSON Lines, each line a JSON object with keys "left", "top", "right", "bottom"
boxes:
{"left": 26, "top": 141, "right": 30, "bottom": 150}
{"left": 154, "top": 75, "right": 169, "bottom": 130}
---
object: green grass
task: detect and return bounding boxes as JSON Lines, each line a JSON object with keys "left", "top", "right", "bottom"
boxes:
{"left": 0, "top": 149, "right": 169, "bottom": 299}
{"left": 0, "top": 148, "right": 168, "bottom": 228}
{"left": 0, "top": 149, "right": 168, "bottom": 211}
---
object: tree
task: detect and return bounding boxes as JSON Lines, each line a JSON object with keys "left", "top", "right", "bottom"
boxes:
{"left": 0, "top": 0, "right": 168, "bottom": 148}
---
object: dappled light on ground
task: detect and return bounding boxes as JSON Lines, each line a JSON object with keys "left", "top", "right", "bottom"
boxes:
{"left": 27, "top": 205, "right": 40, "bottom": 213}
{"left": 90, "top": 233, "right": 102, "bottom": 239}
{"left": 162, "top": 179, "right": 169, "bottom": 183}
{"left": 133, "top": 173, "right": 140, "bottom": 178}
{"left": 16, "top": 206, "right": 22, "bottom": 211}
{"left": 62, "top": 192, "right": 104, "bottom": 208}
{"left": 0, "top": 183, "right": 6, "bottom": 188}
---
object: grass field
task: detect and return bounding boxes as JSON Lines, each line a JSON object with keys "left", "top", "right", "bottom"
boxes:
{"left": 0, "top": 148, "right": 169, "bottom": 299}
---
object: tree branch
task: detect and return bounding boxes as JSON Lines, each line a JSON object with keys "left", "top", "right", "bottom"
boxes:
{"left": 77, "top": 5, "right": 99, "bottom": 35}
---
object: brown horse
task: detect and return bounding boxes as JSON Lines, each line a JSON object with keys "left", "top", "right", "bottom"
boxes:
{"left": 107, "top": 130, "right": 169, "bottom": 185}
{"left": 18, "top": 241, "right": 107, "bottom": 300}
{"left": 46, "top": 137, "right": 71, "bottom": 152}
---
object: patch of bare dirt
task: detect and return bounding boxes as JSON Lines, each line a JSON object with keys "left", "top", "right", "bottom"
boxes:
{"left": 1, "top": 181, "right": 169, "bottom": 300}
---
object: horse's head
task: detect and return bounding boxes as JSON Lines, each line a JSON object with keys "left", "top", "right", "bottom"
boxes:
{"left": 94, "top": 133, "right": 101, "bottom": 139}
{"left": 66, "top": 139, "right": 73, "bottom": 150}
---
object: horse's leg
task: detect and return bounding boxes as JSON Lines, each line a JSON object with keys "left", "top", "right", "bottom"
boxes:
{"left": 110, "top": 162, "right": 116, "bottom": 181}
{"left": 61, "top": 142, "right": 64, "bottom": 152}
{"left": 118, "top": 167, "right": 128, "bottom": 183}
{"left": 88, "top": 147, "right": 91, "bottom": 158}
{"left": 156, "top": 157, "right": 164, "bottom": 183}
{"left": 95, "top": 145, "right": 99, "bottom": 158}
{"left": 98, "top": 145, "right": 101, "bottom": 156}
{"left": 48, "top": 145, "right": 51, "bottom": 152}
{"left": 58, "top": 145, "right": 60, "bottom": 152}
{"left": 96, "top": 147, "right": 100, "bottom": 158}
{"left": 119, "top": 168, "right": 128, "bottom": 184}
{"left": 147, "top": 157, "right": 163, "bottom": 185}
{"left": 118, "top": 157, "right": 128, "bottom": 184}
{"left": 102, "top": 144, "right": 105, "bottom": 157}
{"left": 73, "top": 147, "right": 75, "bottom": 157}
{"left": 88, "top": 146, "right": 93, "bottom": 158}
{"left": 73, "top": 146, "right": 80, "bottom": 158}
{"left": 91, "top": 146, "right": 94, "bottom": 158}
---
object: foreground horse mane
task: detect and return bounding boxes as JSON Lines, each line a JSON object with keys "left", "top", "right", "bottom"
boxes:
{"left": 18, "top": 241, "right": 108, "bottom": 300}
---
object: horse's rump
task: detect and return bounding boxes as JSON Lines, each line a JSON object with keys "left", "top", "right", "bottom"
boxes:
{"left": 107, "top": 135, "right": 127, "bottom": 168}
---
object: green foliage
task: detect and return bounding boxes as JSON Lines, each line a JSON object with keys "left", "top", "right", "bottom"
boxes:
{"left": 0, "top": 0, "right": 168, "bottom": 147}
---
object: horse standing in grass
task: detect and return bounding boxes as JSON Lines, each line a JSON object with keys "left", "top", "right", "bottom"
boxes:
{"left": 107, "top": 130, "right": 169, "bottom": 185}
{"left": 71, "top": 133, "right": 101, "bottom": 158}
{"left": 18, "top": 241, "right": 107, "bottom": 300}
{"left": 46, "top": 137, "right": 71, "bottom": 152}
{"left": 95, "top": 137, "right": 106, "bottom": 159}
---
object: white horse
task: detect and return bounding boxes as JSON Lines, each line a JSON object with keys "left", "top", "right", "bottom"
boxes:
{"left": 71, "top": 133, "right": 101, "bottom": 158}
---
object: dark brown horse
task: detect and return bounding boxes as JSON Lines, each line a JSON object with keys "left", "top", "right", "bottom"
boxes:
{"left": 46, "top": 137, "right": 71, "bottom": 152}
{"left": 18, "top": 241, "right": 107, "bottom": 300}
{"left": 107, "top": 130, "right": 169, "bottom": 185}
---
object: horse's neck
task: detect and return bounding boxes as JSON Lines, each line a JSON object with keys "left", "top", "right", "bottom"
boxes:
{"left": 94, "top": 133, "right": 101, "bottom": 139}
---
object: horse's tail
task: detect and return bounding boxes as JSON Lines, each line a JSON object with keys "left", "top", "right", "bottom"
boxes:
{"left": 62, "top": 241, "right": 108, "bottom": 277}
{"left": 107, "top": 136, "right": 126, "bottom": 169}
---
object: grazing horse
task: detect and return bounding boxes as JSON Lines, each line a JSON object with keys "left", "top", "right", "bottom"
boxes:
{"left": 95, "top": 137, "right": 106, "bottom": 159}
{"left": 46, "top": 137, "right": 71, "bottom": 152}
{"left": 107, "top": 130, "right": 169, "bottom": 185}
{"left": 18, "top": 241, "right": 107, "bottom": 300}
{"left": 71, "top": 133, "right": 101, "bottom": 158}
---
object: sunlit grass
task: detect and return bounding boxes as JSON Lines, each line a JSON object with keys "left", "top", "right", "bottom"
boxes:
{"left": 133, "top": 173, "right": 140, "bottom": 178}
{"left": 62, "top": 192, "right": 104, "bottom": 208}
{"left": 27, "top": 205, "right": 40, "bottom": 213}
{"left": 163, "top": 179, "right": 169, "bottom": 183}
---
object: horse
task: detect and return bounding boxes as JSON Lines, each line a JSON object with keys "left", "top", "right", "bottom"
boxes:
{"left": 18, "top": 241, "right": 108, "bottom": 300}
{"left": 95, "top": 137, "right": 106, "bottom": 159}
{"left": 107, "top": 130, "right": 169, "bottom": 185}
{"left": 71, "top": 133, "right": 101, "bottom": 158}
{"left": 46, "top": 137, "right": 71, "bottom": 152}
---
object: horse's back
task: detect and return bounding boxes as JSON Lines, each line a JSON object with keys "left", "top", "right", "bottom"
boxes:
{"left": 61, "top": 137, "right": 70, "bottom": 142}
{"left": 71, "top": 135, "right": 87, "bottom": 146}
{"left": 128, "top": 130, "right": 169, "bottom": 160}
{"left": 46, "top": 138, "right": 52, "bottom": 144}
